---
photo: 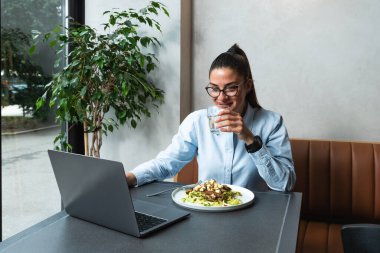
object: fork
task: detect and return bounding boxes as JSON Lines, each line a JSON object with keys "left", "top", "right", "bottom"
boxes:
{"left": 146, "top": 181, "right": 203, "bottom": 197}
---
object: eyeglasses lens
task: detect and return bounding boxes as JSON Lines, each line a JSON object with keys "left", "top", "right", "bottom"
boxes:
{"left": 205, "top": 85, "right": 239, "bottom": 98}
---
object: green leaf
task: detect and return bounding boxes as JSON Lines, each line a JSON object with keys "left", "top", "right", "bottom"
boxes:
{"left": 49, "top": 98, "right": 56, "bottom": 107}
{"left": 64, "top": 111, "right": 71, "bottom": 121}
{"left": 61, "top": 79, "right": 68, "bottom": 87}
{"left": 120, "top": 117, "right": 126, "bottom": 125}
{"left": 131, "top": 119, "right": 137, "bottom": 128}
{"left": 162, "top": 7, "right": 169, "bottom": 17}
{"left": 29, "top": 44, "right": 36, "bottom": 55}
{"left": 70, "top": 60, "right": 80, "bottom": 67}
{"left": 146, "top": 17, "right": 153, "bottom": 27}
{"left": 71, "top": 77, "right": 79, "bottom": 86}
{"left": 147, "top": 62, "right": 155, "bottom": 72}
{"left": 124, "top": 20, "right": 133, "bottom": 27}
{"left": 32, "top": 33, "right": 40, "bottom": 40}
{"left": 155, "top": 24, "right": 161, "bottom": 32}
{"left": 127, "top": 57, "right": 133, "bottom": 66}
{"left": 98, "top": 58, "right": 104, "bottom": 69}
{"left": 80, "top": 86, "right": 87, "bottom": 97}
{"left": 57, "top": 34, "right": 67, "bottom": 42}
{"left": 148, "top": 7, "right": 158, "bottom": 15}
{"left": 110, "top": 15, "right": 116, "bottom": 25}
{"left": 128, "top": 37, "right": 137, "bottom": 46}
{"left": 93, "top": 91, "right": 102, "bottom": 100}
{"left": 53, "top": 26, "right": 62, "bottom": 33}
{"left": 117, "top": 110, "right": 127, "bottom": 119}
{"left": 140, "top": 37, "right": 150, "bottom": 47}
{"left": 53, "top": 134, "right": 62, "bottom": 144}
{"left": 151, "top": 2, "right": 160, "bottom": 8}
{"left": 42, "top": 90, "right": 48, "bottom": 100}
{"left": 108, "top": 125, "right": 114, "bottom": 132}
{"left": 44, "top": 32, "right": 51, "bottom": 41}
{"left": 60, "top": 98, "right": 68, "bottom": 109}
{"left": 49, "top": 40, "right": 57, "bottom": 47}
{"left": 139, "top": 56, "right": 145, "bottom": 67}
{"left": 138, "top": 16, "right": 146, "bottom": 24}
{"left": 36, "top": 97, "right": 45, "bottom": 110}
{"left": 122, "top": 80, "right": 129, "bottom": 96}
{"left": 54, "top": 58, "right": 61, "bottom": 68}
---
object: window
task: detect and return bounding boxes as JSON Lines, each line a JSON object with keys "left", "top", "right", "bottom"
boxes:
{"left": 1, "top": 0, "right": 66, "bottom": 240}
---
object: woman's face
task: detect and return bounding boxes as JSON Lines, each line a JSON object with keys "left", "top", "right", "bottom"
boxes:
{"left": 209, "top": 67, "right": 252, "bottom": 115}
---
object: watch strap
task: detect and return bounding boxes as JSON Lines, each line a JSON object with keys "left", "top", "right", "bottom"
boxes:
{"left": 245, "top": 136, "right": 263, "bottom": 153}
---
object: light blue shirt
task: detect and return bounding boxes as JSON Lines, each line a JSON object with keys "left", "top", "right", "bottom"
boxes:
{"left": 132, "top": 104, "right": 296, "bottom": 192}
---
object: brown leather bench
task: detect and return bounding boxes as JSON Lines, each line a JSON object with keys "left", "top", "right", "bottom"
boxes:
{"left": 174, "top": 139, "right": 380, "bottom": 253}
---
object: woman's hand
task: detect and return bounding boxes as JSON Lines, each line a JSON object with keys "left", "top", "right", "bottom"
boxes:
{"left": 125, "top": 171, "right": 137, "bottom": 186}
{"left": 215, "top": 108, "right": 255, "bottom": 145}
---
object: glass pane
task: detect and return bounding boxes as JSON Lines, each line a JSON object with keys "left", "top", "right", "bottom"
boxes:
{"left": 1, "top": 0, "right": 65, "bottom": 240}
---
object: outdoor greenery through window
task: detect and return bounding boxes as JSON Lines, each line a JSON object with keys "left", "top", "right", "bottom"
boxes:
{"left": 1, "top": 0, "right": 65, "bottom": 239}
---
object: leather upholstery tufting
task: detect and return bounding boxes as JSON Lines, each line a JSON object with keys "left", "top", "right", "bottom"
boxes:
{"left": 291, "top": 139, "right": 380, "bottom": 253}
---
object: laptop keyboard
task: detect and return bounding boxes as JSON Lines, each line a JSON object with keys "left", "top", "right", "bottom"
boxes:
{"left": 135, "top": 212, "right": 167, "bottom": 232}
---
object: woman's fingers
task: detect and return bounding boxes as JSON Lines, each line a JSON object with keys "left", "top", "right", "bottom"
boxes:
{"left": 215, "top": 110, "right": 241, "bottom": 122}
{"left": 217, "top": 108, "right": 238, "bottom": 117}
{"left": 215, "top": 110, "right": 244, "bottom": 134}
{"left": 213, "top": 109, "right": 255, "bottom": 141}
{"left": 219, "top": 122, "right": 244, "bottom": 133}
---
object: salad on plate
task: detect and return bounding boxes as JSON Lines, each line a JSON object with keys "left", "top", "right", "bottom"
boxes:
{"left": 181, "top": 179, "right": 242, "bottom": 207}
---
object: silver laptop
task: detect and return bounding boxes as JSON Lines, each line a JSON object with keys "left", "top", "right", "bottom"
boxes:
{"left": 48, "top": 150, "right": 190, "bottom": 238}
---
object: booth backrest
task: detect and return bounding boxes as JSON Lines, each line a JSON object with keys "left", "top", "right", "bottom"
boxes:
{"left": 291, "top": 139, "right": 380, "bottom": 223}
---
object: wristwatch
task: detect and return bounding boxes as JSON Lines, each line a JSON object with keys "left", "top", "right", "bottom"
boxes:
{"left": 245, "top": 136, "right": 263, "bottom": 153}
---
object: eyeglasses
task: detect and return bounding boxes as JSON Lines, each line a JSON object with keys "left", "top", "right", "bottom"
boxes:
{"left": 205, "top": 82, "right": 243, "bottom": 98}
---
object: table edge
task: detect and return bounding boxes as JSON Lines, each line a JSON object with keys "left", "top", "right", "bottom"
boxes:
{"left": 276, "top": 192, "right": 302, "bottom": 253}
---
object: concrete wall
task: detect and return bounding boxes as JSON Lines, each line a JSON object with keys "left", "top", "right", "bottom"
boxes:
{"left": 193, "top": 0, "right": 380, "bottom": 141}
{"left": 86, "top": 0, "right": 181, "bottom": 168}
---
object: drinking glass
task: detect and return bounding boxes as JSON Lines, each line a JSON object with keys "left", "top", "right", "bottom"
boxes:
{"left": 207, "top": 106, "right": 221, "bottom": 135}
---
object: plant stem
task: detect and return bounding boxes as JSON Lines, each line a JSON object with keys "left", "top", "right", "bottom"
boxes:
{"left": 83, "top": 115, "right": 89, "bottom": 156}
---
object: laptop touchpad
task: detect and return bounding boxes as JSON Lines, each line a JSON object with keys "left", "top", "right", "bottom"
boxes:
{"left": 133, "top": 199, "right": 167, "bottom": 214}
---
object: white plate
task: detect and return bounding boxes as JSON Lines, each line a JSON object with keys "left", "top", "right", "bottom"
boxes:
{"left": 171, "top": 184, "right": 255, "bottom": 212}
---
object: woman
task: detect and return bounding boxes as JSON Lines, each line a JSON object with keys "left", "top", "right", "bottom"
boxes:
{"left": 126, "top": 44, "right": 295, "bottom": 192}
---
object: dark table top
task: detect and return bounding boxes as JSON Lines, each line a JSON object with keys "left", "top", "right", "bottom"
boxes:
{"left": 0, "top": 182, "right": 302, "bottom": 253}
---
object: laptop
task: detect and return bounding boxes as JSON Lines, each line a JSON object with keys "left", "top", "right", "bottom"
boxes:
{"left": 48, "top": 150, "right": 190, "bottom": 238}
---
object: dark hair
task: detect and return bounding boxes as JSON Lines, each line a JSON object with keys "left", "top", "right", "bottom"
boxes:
{"left": 209, "top": 44, "right": 261, "bottom": 109}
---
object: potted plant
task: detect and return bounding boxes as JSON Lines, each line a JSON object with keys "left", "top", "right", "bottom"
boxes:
{"left": 32, "top": 1, "right": 169, "bottom": 157}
